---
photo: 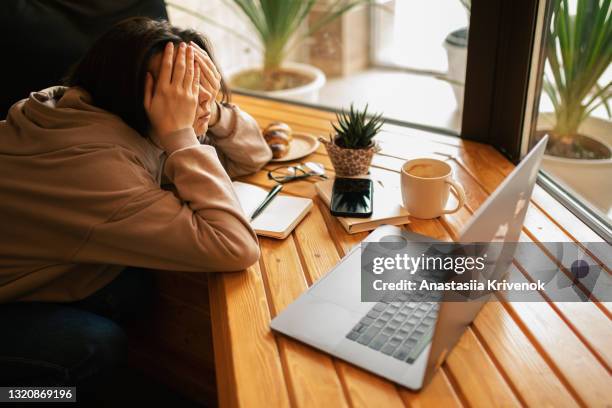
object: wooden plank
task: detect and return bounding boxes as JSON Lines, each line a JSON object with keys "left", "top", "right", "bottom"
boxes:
{"left": 455, "top": 130, "right": 612, "bottom": 405}
{"left": 234, "top": 94, "right": 337, "bottom": 125}
{"left": 451, "top": 146, "right": 612, "bottom": 404}
{"left": 473, "top": 301, "right": 579, "bottom": 407}
{"left": 298, "top": 166, "right": 513, "bottom": 400}
{"left": 315, "top": 197, "right": 368, "bottom": 255}
{"left": 398, "top": 369, "right": 464, "bottom": 408}
{"left": 238, "top": 105, "right": 333, "bottom": 134}
{"left": 447, "top": 159, "right": 491, "bottom": 213}
{"left": 259, "top": 237, "right": 349, "bottom": 408}
{"left": 302, "top": 201, "right": 467, "bottom": 407}
{"left": 466, "top": 143, "right": 612, "bottom": 319}
{"left": 502, "top": 265, "right": 612, "bottom": 407}
{"left": 293, "top": 203, "right": 406, "bottom": 408}
{"left": 512, "top": 242, "right": 612, "bottom": 369}
{"left": 406, "top": 219, "right": 523, "bottom": 407}
{"left": 240, "top": 171, "right": 318, "bottom": 198}
{"left": 550, "top": 302, "right": 612, "bottom": 368}
{"left": 444, "top": 330, "right": 521, "bottom": 407}
{"left": 209, "top": 262, "right": 291, "bottom": 408}
{"left": 531, "top": 185, "right": 606, "bottom": 243}
{"left": 465, "top": 141, "right": 610, "bottom": 269}
{"left": 454, "top": 138, "right": 609, "bottom": 402}
{"left": 448, "top": 138, "right": 612, "bottom": 363}
{"left": 521, "top": 205, "right": 612, "bottom": 309}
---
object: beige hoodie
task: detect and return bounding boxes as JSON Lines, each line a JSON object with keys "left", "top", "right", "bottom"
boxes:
{"left": 0, "top": 86, "right": 272, "bottom": 303}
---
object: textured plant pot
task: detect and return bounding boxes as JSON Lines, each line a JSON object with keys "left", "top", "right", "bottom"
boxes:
{"left": 320, "top": 138, "right": 380, "bottom": 176}
{"left": 227, "top": 62, "right": 326, "bottom": 103}
{"left": 444, "top": 27, "right": 468, "bottom": 109}
{"left": 537, "top": 113, "right": 612, "bottom": 216}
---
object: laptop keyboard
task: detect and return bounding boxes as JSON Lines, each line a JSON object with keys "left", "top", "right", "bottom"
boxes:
{"left": 346, "top": 291, "right": 440, "bottom": 364}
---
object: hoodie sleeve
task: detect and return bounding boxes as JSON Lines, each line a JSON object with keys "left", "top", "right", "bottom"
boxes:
{"left": 203, "top": 102, "right": 272, "bottom": 178}
{"left": 72, "top": 128, "right": 260, "bottom": 272}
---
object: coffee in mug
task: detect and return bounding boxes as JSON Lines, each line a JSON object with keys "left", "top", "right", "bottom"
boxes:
{"left": 400, "top": 158, "right": 466, "bottom": 219}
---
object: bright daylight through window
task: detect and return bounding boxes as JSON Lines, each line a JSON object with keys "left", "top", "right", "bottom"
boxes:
{"left": 167, "top": 0, "right": 471, "bottom": 133}
{"left": 529, "top": 0, "right": 611, "bottom": 225}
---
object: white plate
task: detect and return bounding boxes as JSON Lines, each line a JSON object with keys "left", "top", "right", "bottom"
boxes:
{"left": 270, "top": 132, "right": 320, "bottom": 162}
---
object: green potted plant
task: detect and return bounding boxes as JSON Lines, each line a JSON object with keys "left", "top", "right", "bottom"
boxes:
{"left": 169, "top": 0, "right": 373, "bottom": 102}
{"left": 321, "top": 104, "right": 384, "bottom": 176}
{"left": 536, "top": 0, "right": 611, "bottom": 213}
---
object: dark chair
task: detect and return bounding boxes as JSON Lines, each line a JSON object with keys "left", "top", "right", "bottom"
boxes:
{"left": 0, "top": 0, "right": 168, "bottom": 118}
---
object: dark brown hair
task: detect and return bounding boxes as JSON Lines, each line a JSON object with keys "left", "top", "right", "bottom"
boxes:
{"left": 65, "top": 17, "right": 230, "bottom": 136}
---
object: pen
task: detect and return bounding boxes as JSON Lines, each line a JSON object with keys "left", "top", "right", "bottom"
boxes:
{"left": 250, "top": 184, "right": 283, "bottom": 221}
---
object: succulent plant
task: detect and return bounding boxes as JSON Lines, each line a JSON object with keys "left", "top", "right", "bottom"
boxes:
{"left": 331, "top": 104, "right": 384, "bottom": 149}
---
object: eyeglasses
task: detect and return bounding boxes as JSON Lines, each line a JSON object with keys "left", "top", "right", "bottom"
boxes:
{"left": 267, "top": 162, "right": 328, "bottom": 184}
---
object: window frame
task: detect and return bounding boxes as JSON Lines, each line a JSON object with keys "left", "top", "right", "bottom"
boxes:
{"left": 461, "top": 0, "right": 545, "bottom": 159}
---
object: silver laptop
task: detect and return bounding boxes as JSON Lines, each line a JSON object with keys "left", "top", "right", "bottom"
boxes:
{"left": 271, "top": 136, "right": 548, "bottom": 390}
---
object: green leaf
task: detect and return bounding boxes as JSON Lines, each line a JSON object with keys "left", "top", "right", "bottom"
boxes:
{"left": 332, "top": 103, "right": 384, "bottom": 149}
{"left": 545, "top": 0, "right": 611, "bottom": 137}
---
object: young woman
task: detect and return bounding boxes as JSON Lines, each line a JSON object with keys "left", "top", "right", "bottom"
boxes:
{"left": 0, "top": 17, "right": 271, "bottom": 398}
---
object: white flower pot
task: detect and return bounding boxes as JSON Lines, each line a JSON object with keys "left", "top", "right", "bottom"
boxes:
{"left": 444, "top": 27, "right": 468, "bottom": 109}
{"left": 537, "top": 113, "right": 612, "bottom": 216}
{"left": 227, "top": 62, "right": 326, "bottom": 103}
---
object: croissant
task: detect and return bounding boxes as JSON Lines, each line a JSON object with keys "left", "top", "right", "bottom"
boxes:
{"left": 263, "top": 122, "right": 293, "bottom": 158}
{"left": 265, "top": 122, "right": 292, "bottom": 141}
{"left": 264, "top": 130, "right": 290, "bottom": 146}
{"left": 269, "top": 143, "right": 288, "bottom": 159}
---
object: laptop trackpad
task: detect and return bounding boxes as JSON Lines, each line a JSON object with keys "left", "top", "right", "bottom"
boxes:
{"left": 309, "top": 250, "right": 371, "bottom": 314}
{"left": 271, "top": 293, "right": 362, "bottom": 350}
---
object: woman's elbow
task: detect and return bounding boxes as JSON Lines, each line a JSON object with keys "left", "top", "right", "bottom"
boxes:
{"left": 221, "top": 239, "right": 259, "bottom": 271}
{"left": 228, "top": 146, "right": 271, "bottom": 177}
{"left": 240, "top": 239, "right": 261, "bottom": 268}
{"left": 250, "top": 147, "right": 273, "bottom": 173}
{"left": 208, "top": 227, "right": 261, "bottom": 271}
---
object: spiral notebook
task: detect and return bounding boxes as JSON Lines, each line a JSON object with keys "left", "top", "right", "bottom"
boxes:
{"left": 315, "top": 178, "right": 409, "bottom": 234}
{"left": 232, "top": 181, "right": 312, "bottom": 239}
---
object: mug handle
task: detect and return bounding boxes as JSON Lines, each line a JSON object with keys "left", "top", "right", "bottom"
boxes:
{"left": 442, "top": 179, "right": 466, "bottom": 214}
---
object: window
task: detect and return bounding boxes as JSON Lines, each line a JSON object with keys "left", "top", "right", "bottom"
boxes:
{"left": 525, "top": 0, "right": 611, "bottom": 232}
{"left": 166, "top": 0, "right": 471, "bottom": 134}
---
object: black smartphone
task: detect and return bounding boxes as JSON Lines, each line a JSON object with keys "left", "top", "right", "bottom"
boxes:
{"left": 330, "top": 177, "right": 373, "bottom": 218}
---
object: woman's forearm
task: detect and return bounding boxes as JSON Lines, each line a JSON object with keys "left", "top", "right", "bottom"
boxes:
{"left": 73, "top": 131, "right": 260, "bottom": 272}
{"left": 205, "top": 103, "right": 272, "bottom": 178}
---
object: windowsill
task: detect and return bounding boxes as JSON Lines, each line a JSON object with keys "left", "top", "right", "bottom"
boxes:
{"left": 316, "top": 68, "right": 462, "bottom": 134}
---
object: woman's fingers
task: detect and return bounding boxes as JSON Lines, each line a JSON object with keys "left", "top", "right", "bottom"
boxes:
{"left": 193, "top": 65, "right": 200, "bottom": 95}
{"left": 194, "top": 52, "right": 220, "bottom": 93}
{"left": 184, "top": 45, "right": 195, "bottom": 89}
{"left": 197, "top": 60, "right": 218, "bottom": 90}
{"left": 144, "top": 72, "right": 154, "bottom": 110}
{"left": 158, "top": 42, "right": 174, "bottom": 86}
{"left": 171, "top": 42, "right": 187, "bottom": 85}
{"left": 190, "top": 41, "right": 221, "bottom": 81}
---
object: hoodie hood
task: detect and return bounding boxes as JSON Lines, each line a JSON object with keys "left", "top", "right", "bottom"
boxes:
{"left": 1, "top": 86, "right": 162, "bottom": 166}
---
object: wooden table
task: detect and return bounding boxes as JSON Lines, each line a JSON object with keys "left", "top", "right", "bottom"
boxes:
{"left": 132, "top": 95, "right": 611, "bottom": 407}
